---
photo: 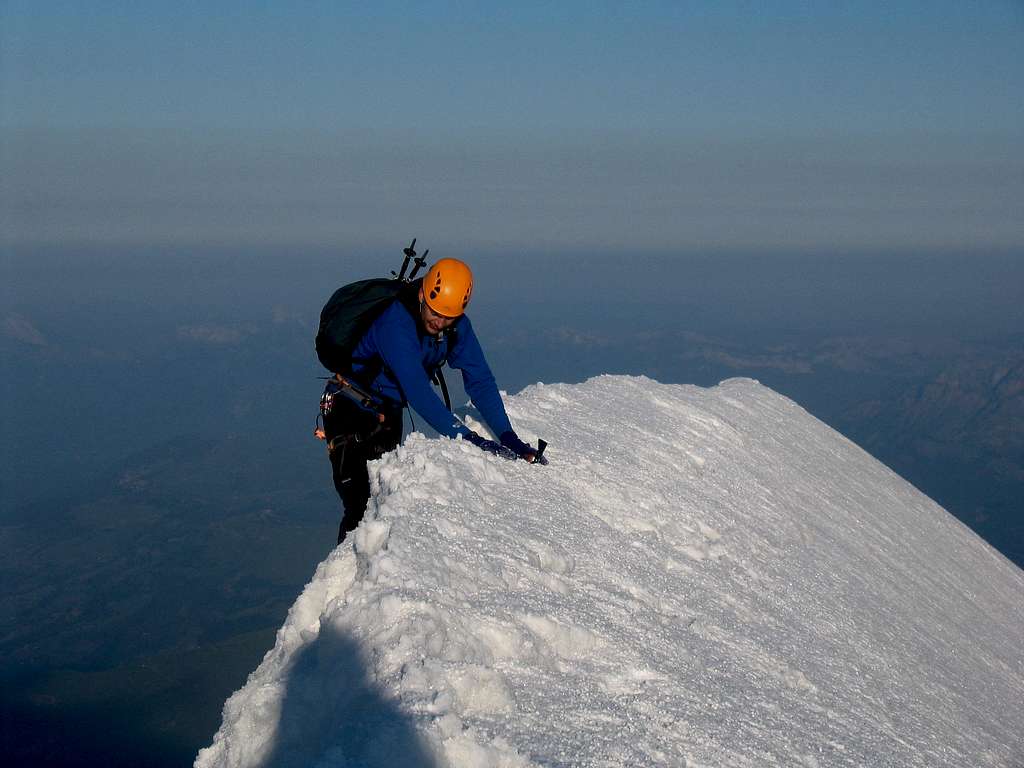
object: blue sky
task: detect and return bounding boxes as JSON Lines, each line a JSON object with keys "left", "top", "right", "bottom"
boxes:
{"left": 2, "top": 1, "right": 1022, "bottom": 251}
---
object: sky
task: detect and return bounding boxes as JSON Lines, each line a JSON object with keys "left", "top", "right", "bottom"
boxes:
{"left": 2, "top": 0, "right": 1022, "bottom": 252}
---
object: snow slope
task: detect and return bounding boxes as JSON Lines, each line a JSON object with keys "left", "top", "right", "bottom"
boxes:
{"left": 196, "top": 376, "right": 1024, "bottom": 767}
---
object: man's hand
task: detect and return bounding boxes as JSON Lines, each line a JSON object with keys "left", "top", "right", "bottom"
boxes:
{"left": 464, "top": 432, "right": 518, "bottom": 460}
{"left": 500, "top": 431, "right": 549, "bottom": 465}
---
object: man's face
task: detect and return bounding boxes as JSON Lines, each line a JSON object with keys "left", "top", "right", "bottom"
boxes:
{"left": 419, "top": 289, "right": 459, "bottom": 336}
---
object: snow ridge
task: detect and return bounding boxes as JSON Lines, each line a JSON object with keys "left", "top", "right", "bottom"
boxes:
{"left": 197, "top": 376, "right": 1024, "bottom": 768}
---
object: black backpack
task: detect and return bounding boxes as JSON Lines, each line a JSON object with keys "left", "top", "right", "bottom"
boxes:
{"left": 315, "top": 277, "right": 408, "bottom": 374}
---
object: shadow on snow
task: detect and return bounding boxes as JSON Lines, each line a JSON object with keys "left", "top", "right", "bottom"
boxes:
{"left": 258, "top": 622, "right": 437, "bottom": 768}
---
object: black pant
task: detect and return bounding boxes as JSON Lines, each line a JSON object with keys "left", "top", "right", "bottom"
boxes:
{"left": 323, "top": 394, "right": 402, "bottom": 544}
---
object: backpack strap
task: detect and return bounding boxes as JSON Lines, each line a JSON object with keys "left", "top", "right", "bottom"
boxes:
{"left": 344, "top": 281, "right": 418, "bottom": 390}
{"left": 433, "top": 366, "right": 452, "bottom": 411}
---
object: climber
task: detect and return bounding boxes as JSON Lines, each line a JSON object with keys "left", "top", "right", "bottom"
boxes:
{"left": 319, "top": 258, "right": 544, "bottom": 544}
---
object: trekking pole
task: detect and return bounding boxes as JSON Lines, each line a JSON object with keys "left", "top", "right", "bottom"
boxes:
{"left": 393, "top": 238, "right": 417, "bottom": 281}
{"left": 407, "top": 248, "right": 429, "bottom": 281}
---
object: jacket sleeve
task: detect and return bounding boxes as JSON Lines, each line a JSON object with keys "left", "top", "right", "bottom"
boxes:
{"left": 370, "top": 308, "right": 471, "bottom": 439}
{"left": 448, "top": 316, "right": 514, "bottom": 438}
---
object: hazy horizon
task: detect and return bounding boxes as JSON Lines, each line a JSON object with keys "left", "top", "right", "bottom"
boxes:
{"left": 4, "top": 2, "right": 1022, "bottom": 252}
{"left": 5, "top": 245, "right": 1022, "bottom": 518}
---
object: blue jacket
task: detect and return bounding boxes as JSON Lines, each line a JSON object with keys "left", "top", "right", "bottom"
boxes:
{"left": 350, "top": 299, "right": 513, "bottom": 440}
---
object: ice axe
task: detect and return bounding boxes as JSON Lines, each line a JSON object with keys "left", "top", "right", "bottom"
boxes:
{"left": 532, "top": 439, "right": 549, "bottom": 465}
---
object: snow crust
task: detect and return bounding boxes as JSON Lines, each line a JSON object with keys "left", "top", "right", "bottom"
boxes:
{"left": 196, "top": 376, "right": 1024, "bottom": 767}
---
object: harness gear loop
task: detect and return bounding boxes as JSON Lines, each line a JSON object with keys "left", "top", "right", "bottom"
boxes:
{"left": 331, "top": 373, "right": 386, "bottom": 413}
{"left": 315, "top": 374, "right": 388, "bottom": 452}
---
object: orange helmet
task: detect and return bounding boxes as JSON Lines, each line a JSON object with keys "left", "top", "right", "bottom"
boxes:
{"left": 422, "top": 258, "right": 473, "bottom": 317}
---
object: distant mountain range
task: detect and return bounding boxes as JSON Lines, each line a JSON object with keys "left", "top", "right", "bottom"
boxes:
{"left": 838, "top": 353, "right": 1024, "bottom": 565}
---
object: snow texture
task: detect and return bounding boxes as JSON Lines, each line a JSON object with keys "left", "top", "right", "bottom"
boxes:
{"left": 196, "top": 376, "right": 1024, "bottom": 767}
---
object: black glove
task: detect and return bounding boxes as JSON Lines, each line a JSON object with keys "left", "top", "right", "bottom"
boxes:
{"left": 500, "top": 431, "right": 549, "bottom": 465}
{"left": 464, "top": 431, "right": 518, "bottom": 460}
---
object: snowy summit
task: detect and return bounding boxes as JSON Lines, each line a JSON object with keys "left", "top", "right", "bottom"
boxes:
{"left": 197, "top": 376, "right": 1024, "bottom": 767}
